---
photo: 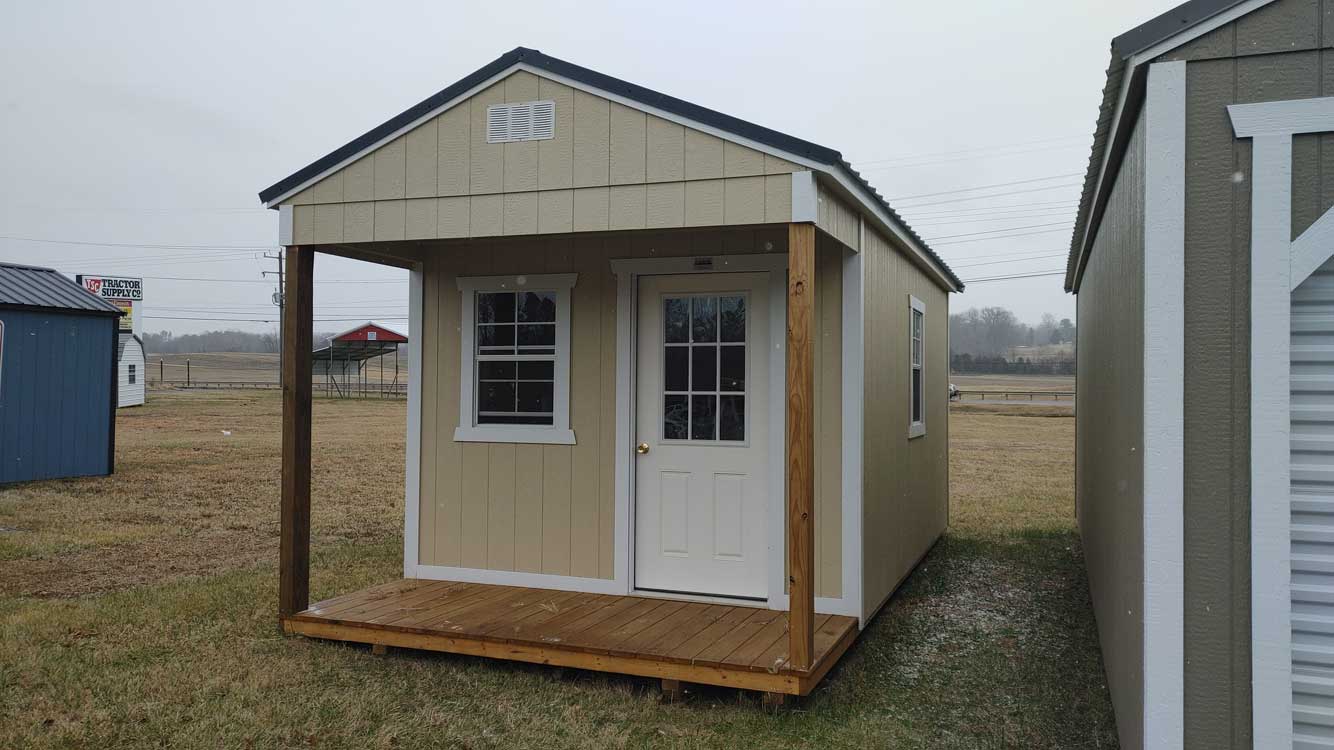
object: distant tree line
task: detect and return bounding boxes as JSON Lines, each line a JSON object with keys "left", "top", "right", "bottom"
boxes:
{"left": 143, "top": 329, "right": 367, "bottom": 355}
{"left": 949, "top": 307, "right": 1075, "bottom": 374}
{"left": 950, "top": 353, "right": 1076, "bottom": 376}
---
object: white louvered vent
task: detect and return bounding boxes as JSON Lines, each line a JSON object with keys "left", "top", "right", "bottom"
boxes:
{"left": 486, "top": 100, "right": 556, "bottom": 143}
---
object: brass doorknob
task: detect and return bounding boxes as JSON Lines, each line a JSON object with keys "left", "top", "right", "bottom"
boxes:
{"left": 636, "top": 442, "right": 650, "bottom": 455}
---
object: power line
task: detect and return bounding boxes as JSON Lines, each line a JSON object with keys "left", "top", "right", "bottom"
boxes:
{"left": 851, "top": 135, "right": 1086, "bottom": 167}
{"left": 933, "top": 227, "right": 1073, "bottom": 246}
{"left": 901, "top": 199, "right": 1080, "bottom": 218}
{"left": 895, "top": 182, "right": 1083, "bottom": 209}
{"left": 855, "top": 142, "right": 1087, "bottom": 172}
{"left": 910, "top": 210, "right": 1076, "bottom": 227}
{"left": 142, "top": 315, "right": 410, "bottom": 323}
{"left": 0, "top": 234, "right": 274, "bottom": 251}
{"left": 889, "top": 173, "right": 1083, "bottom": 202}
{"left": 960, "top": 269, "right": 1066, "bottom": 284}
{"left": 951, "top": 252, "right": 1068, "bottom": 269}
{"left": 137, "top": 275, "right": 404, "bottom": 284}
{"left": 924, "top": 221, "right": 1072, "bottom": 242}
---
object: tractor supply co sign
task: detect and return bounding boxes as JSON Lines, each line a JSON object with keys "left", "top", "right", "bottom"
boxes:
{"left": 77, "top": 275, "right": 142, "bottom": 331}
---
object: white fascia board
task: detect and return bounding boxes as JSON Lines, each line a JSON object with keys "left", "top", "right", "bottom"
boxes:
{"left": 1230, "top": 96, "right": 1334, "bottom": 137}
{"left": 1069, "top": 0, "right": 1278, "bottom": 292}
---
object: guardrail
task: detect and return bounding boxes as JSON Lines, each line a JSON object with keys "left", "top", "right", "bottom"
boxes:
{"left": 954, "top": 390, "right": 1075, "bottom": 402}
{"left": 150, "top": 380, "right": 407, "bottom": 397}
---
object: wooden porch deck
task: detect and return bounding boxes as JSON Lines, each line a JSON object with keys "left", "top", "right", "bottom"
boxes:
{"left": 282, "top": 579, "right": 858, "bottom": 697}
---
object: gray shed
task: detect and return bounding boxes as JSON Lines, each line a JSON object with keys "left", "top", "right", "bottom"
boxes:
{"left": 1068, "top": 0, "right": 1334, "bottom": 748}
{"left": 0, "top": 262, "right": 122, "bottom": 483}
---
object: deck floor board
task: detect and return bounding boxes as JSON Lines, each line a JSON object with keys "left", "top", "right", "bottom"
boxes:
{"left": 285, "top": 579, "right": 858, "bottom": 696}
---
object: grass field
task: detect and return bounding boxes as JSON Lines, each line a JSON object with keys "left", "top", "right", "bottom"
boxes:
{"left": 949, "top": 373, "right": 1075, "bottom": 392}
{"left": 152, "top": 352, "right": 407, "bottom": 385}
{"left": 0, "top": 392, "right": 1116, "bottom": 749}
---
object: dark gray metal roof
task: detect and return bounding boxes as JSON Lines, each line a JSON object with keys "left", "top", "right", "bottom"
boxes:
{"left": 0, "top": 262, "right": 125, "bottom": 315}
{"left": 1066, "top": 0, "right": 1258, "bottom": 291}
{"left": 258, "top": 47, "right": 962, "bottom": 291}
{"left": 117, "top": 333, "right": 144, "bottom": 359}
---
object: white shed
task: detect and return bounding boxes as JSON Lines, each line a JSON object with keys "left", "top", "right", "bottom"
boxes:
{"left": 117, "top": 333, "right": 145, "bottom": 407}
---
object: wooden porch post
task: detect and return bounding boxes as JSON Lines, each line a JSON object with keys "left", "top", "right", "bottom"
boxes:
{"left": 279, "top": 246, "right": 314, "bottom": 620}
{"left": 786, "top": 222, "right": 816, "bottom": 670}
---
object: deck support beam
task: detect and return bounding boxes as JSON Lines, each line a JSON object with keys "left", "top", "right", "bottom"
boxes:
{"left": 786, "top": 222, "right": 816, "bottom": 671}
{"left": 279, "top": 246, "right": 314, "bottom": 620}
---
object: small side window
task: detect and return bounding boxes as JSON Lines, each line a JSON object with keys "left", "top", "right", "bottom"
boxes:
{"left": 909, "top": 296, "right": 925, "bottom": 439}
{"left": 129, "top": 363, "right": 137, "bottom": 384}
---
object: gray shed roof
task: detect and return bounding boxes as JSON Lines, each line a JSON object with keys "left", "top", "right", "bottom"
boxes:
{"left": 1065, "top": 0, "right": 1260, "bottom": 291}
{"left": 0, "top": 262, "right": 125, "bottom": 315}
{"left": 117, "top": 333, "right": 145, "bottom": 359}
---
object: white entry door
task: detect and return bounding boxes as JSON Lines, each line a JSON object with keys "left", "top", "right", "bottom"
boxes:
{"left": 634, "top": 272, "right": 770, "bottom": 599}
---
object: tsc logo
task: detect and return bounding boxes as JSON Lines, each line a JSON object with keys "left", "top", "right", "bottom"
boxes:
{"left": 84, "top": 278, "right": 103, "bottom": 295}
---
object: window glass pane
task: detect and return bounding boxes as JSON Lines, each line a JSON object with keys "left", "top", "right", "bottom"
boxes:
{"left": 720, "top": 395, "right": 745, "bottom": 441}
{"left": 720, "top": 345, "right": 744, "bottom": 392}
{"left": 517, "top": 324, "right": 555, "bottom": 348}
{"left": 664, "top": 298, "right": 689, "bottom": 343}
{"left": 664, "top": 346, "right": 688, "bottom": 392}
{"left": 478, "top": 381, "right": 516, "bottom": 413}
{"left": 482, "top": 414, "right": 553, "bottom": 425}
{"left": 478, "top": 292, "right": 515, "bottom": 324}
{"left": 719, "top": 296, "right": 745, "bottom": 342}
{"left": 691, "top": 297, "right": 717, "bottom": 342}
{"left": 478, "top": 361, "right": 516, "bottom": 380}
{"left": 691, "top": 395, "right": 717, "bottom": 440}
{"left": 517, "top": 381, "right": 554, "bottom": 414}
{"left": 664, "top": 395, "right": 689, "bottom": 439}
{"left": 477, "top": 324, "right": 515, "bottom": 351}
{"left": 911, "top": 368, "right": 922, "bottom": 423}
{"left": 517, "top": 360, "right": 553, "bottom": 380}
{"left": 518, "top": 291, "right": 556, "bottom": 323}
{"left": 691, "top": 345, "right": 717, "bottom": 392}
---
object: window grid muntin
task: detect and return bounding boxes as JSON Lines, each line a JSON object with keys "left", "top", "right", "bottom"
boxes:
{"left": 475, "top": 289, "right": 557, "bottom": 426}
{"left": 662, "top": 293, "right": 747, "bottom": 443}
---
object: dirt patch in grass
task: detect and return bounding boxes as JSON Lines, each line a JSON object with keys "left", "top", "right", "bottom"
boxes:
{"left": 0, "top": 392, "right": 404, "bottom": 597}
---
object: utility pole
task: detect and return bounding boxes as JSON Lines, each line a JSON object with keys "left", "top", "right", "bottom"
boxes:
{"left": 262, "top": 249, "right": 285, "bottom": 384}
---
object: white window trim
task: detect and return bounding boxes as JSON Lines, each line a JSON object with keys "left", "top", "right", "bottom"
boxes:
{"left": 454, "top": 273, "right": 577, "bottom": 445}
{"left": 908, "top": 295, "right": 926, "bottom": 439}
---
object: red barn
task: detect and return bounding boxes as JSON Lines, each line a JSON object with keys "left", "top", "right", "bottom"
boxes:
{"left": 313, "top": 322, "right": 407, "bottom": 397}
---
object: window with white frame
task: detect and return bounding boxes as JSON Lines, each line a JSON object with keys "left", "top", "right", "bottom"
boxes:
{"left": 455, "top": 274, "right": 577, "bottom": 445}
{"left": 909, "top": 295, "right": 925, "bottom": 438}
{"left": 128, "top": 364, "right": 137, "bottom": 385}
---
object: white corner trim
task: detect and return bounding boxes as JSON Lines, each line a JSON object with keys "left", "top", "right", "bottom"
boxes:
{"left": 1227, "top": 93, "right": 1334, "bottom": 750}
{"left": 1141, "top": 59, "right": 1186, "bottom": 749}
{"left": 403, "top": 263, "right": 424, "bottom": 578}
{"left": 278, "top": 204, "right": 294, "bottom": 246}
{"left": 791, "top": 171, "right": 818, "bottom": 223}
{"left": 841, "top": 226, "right": 866, "bottom": 625}
{"left": 1230, "top": 96, "right": 1334, "bottom": 137}
{"left": 414, "top": 564, "right": 626, "bottom": 596}
{"left": 454, "top": 272, "right": 577, "bottom": 446}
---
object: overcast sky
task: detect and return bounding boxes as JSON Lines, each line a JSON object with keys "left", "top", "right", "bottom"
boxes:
{"left": 0, "top": 0, "right": 1177, "bottom": 337}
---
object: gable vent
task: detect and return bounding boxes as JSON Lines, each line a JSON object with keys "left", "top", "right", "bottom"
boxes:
{"left": 486, "top": 100, "right": 556, "bottom": 143}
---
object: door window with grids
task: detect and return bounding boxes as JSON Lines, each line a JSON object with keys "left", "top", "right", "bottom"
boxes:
{"left": 662, "top": 294, "right": 746, "bottom": 442}
{"left": 455, "top": 274, "right": 577, "bottom": 445}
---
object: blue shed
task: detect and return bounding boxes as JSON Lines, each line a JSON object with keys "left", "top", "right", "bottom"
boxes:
{"left": 0, "top": 262, "right": 122, "bottom": 484}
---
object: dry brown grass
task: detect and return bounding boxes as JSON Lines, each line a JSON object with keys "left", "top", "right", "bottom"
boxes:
{"left": 950, "top": 373, "right": 1075, "bottom": 392}
{"left": 0, "top": 391, "right": 404, "bottom": 597}
{"left": 152, "top": 352, "right": 407, "bottom": 384}
{"left": 0, "top": 393, "right": 1114, "bottom": 749}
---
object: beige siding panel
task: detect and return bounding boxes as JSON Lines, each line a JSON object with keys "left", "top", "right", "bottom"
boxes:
{"left": 469, "top": 82, "right": 505, "bottom": 194}
{"left": 646, "top": 116, "right": 685, "bottom": 182}
{"left": 405, "top": 198, "right": 438, "bottom": 240}
{"left": 437, "top": 105, "right": 471, "bottom": 196}
{"left": 469, "top": 194, "right": 503, "bottom": 237}
{"left": 503, "top": 73, "right": 542, "bottom": 194}
{"left": 572, "top": 89, "right": 610, "bottom": 188}
{"left": 609, "top": 184, "right": 647, "bottom": 230}
{"left": 764, "top": 173, "right": 793, "bottom": 223}
{"left": 514, "top": 445, "right": 545, "bottom": 573}
{"left": 487, "top": 444, "right": 518, "bottom": 570}
{"left": 313, "top": 203, "right": 344, "bottom": 244}
{"left": 724, "top": 141, "right": 766, "bottom": 177}
{"left": 816, "top": 239, "right": 843, "bottom": 599}
{"left": 684, "top": 129, "right": 725, "bottom": 180}
{"left": 597, "top": 241, "right": 618, "bottom": 579}
{"left": 646, "top": 182, "right": 686, "bottom": 228}
{"left": 293, "top": 204, "right": 315, "bottom": 244}
{"left": 764, "top": 154, "right": 800, "bottom": 175}
{"left": 860, "top": 225, "right": 948, "bottom": 621}
{"left": 817, "top": 185, "right": 861, "bottom": 250}
{"left": 344, "top": 156, "right": 374, "bottom": 202}
{"left": 724, "top": 176, "right": 765, "bottom": 225}
{"left": 538, "top": 78, "right": 574, "bottom": 190}
{"left": 290, "top": 187, "right": 314, "bottom": 206}
{"left": 538, "top": 189, "right": 574, "bottom": 234}
{"left": 609, "top": 102, "right": 646, "bottom": 185}
{"left": 437, "top": 196, "right": 470, "bottom": 238}
{"left": 459, "top": 443, "right": 490, "bottom": 568}
{"left": 343, "top": 201, "right": 374, "bottom": 243}
{"left": 568, "top": 243, "right": 602, "bottom": 578}
{"left": 311, "top": 171, "right": 343, "bottom": 204}
{"left": 373, "top": 137, "right": 407, "bottom": 200}
{"left": 434, "top": 261, "right": 464, "bottom": 566}
{"left": 684, "top": 179, "right": 725, "bottom": 226}
{"left": 405, "top": 118, "right": 439, "bottom": 199}
{"left": 541, "top": 445, "right": 572, "bottom": 575}
{"left": 503, "top": 192, "right": 539, "bottom": 236}
{"left": 572, "top": 187, "right": 610, "bottom": 232}
{"left": 418, "top": 261, "right": 440, "bottom": 565}
{"left": 373, "top": 200, "right": 406, "bottom": 242}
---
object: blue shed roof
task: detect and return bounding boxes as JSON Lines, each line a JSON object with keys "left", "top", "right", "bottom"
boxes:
{"left": 0, "top": 262, "right": 124, "bottom": 315}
